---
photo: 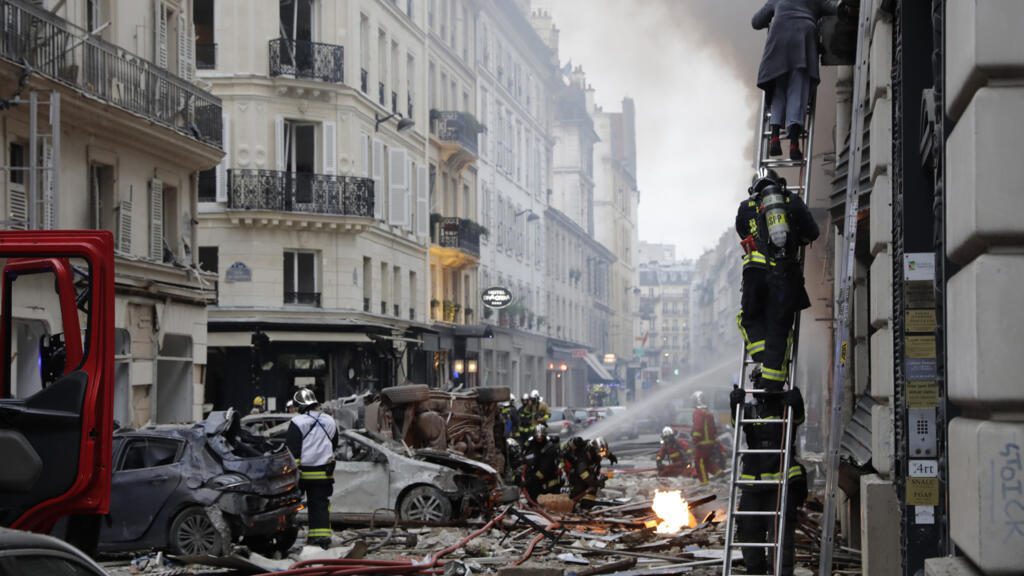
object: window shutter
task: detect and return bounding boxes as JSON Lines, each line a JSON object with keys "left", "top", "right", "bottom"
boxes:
{"left": 360, "top": 133, "right": 370, "bottom": 177}
{"left": 118, "top": 200, "right": 133, "bottom": 254}
{"left": 322, "top": 122, "right": 337, "bottom": 175}
{"left": 154, "top": 0, "right": 168, "bottom": 69}
{"left": 275, "top": 116, "right": 286, "bottom": 171}
{"left": 372, "top": 138, "right": 384, "bottom": 220}
{"left": 216, "top": 112, "right": 230, "bottom": 202}
{"left": 388, "top": 148, "right": 408, "bottom": 227}
{"left": 149, "top": 179, "right": 164, "bottom": 261}
{"left": 177, "top": 12, "right": 191, "bottom": 80}
{"left": 8, "top": 184, "right": 27, "bottom": 230}
{"left": 42, "top": 141, "right": 56, "bottom": 229}
{"left": 404, "top": 157, "right": 413, "bottom": 231}
{"left": 416, "top": 165, "right": 428, "bottom": 238}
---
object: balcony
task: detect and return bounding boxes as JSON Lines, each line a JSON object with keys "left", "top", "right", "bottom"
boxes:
{"left": 285, "top": 291, "right": 321, "bottom": 306}
{"left": 228, "top": 169, "right": 374, "bottom": 218}
{"left": 0, "top": 0, "right": 222, "bottom": 147}
{"left": 430, "top": 110, "right": 482, "bottom": 171}
{"left": 430, "top": 214, "right": 483, "bottom": 268}
{"left": 269, "top": 38, "right": 342, "bottom": 83}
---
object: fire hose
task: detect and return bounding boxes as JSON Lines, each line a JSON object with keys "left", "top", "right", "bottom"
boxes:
{"left": 254, "top": 507, "right": 512, "bottom": 576}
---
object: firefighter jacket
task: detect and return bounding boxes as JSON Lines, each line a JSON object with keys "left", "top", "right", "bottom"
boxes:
{"left": 735, "top": 189, "right": 820, "bottom": 269}
{"left": 517, "top": 405, "right": 536, "bottom": 437}
{"left": 523, "top": 436, "right": 562, "bottom": 491}
{"left": 656, "top": 437, "right": 690, "bottom": 466}
{"left": 286, "top": 410, "right": 339, "bottom": 482}
{"left": 691, "top": 407, "right": 719, "bottom": 447}
{"left": 731, "top": 391, "right": 806, "bottom": 489}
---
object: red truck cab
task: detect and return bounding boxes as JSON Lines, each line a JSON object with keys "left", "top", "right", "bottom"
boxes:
{"left": 0, "top": 232, "right": 115, "bottom": 548}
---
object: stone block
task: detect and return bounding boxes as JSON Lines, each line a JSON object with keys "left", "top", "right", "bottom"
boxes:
{"left": 948, "top": 254, "right": 1024, "bottom": 407}
{"left": 871, "top": 402, "right": 893, "bottom": 477}
{"left": 869, "top": 174, "right": 892, "bottom": 255}
{"left": 854, "top": 340, "right": 870, "bottom": 396}
{"left": 946, "top": 87, "right": 1024, "bottom": 266}
{"left": 870, "top": 249, "right": 892, "bottom": 329}
{"left": 946, "top": 0, "right": 1024, "bottom": 122}
{"left": 949, "top": 418, "right": 1024, "bottom": 574}
{"left": 925, "top": 557, "right": 983, "bottom": 576}
{"left": 870, "top": 327, "right": 893, "bottom": 400}
{"left": 869, "top": 97, "right": 892, "bottom": 181}
{"left": 861, "top": 474, "right": 900, "bottom": 576}
{"left": 870, "top": 19, "right": 893, "bottom": 105}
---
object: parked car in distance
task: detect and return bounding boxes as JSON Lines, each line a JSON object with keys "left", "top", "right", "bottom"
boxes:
{"left": 587, "top": 406, "right": 640, "bottom": 440}
{"left": 0, "top": 528, "right": 110, "bottom": 575}
{"left": 329, "top": 429, "right": 518, "bottom": 524}
{"left": 546, "top": 406, "right": 583, "bottom": 439}
{"left": 98, "top": 410, "right": 302, "bottom": 557}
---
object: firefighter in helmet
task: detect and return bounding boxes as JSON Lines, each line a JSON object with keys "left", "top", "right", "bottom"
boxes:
{"left": 286, "top": 388, "right": 339, "bottom": 548}
{"left": 655, "top": 426, "right": 691, "bottom": 477}
{"left": 562, "top": 436, "right": 618, "bottom": 502}
{"left": 522, "top": 424, "right": 562, "bottom": 500}
{"left": 735, "top": 170, "right": 819, "bottom": 391}
{"left": 517, "top": 393, "right": 536, "bottom": 444}
{"left": 690, "top": 391, "right": 720, "bottom": 483}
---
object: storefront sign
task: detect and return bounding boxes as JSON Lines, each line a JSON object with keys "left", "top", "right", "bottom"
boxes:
{"left": 225, "top": 261, "right": 252, "bottom": 283}
{"left": 481, "top": 286, "right": 513, "bottom": 309}
{"left": 904, "top": 253, "right": 935, "bottom": 281}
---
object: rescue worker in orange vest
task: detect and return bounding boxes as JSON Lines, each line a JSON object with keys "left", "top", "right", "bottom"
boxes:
{"left": 690, "top": 391, "right": 720, "bottom": 483}
{"left": 655, "top": 427, "right": 691, "bottom": 477}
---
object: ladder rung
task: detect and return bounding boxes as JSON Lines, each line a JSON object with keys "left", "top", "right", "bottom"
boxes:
{"left": 760, "top": 159, "right": 807, "bottom": 168}
{"left": 736, "top": 479, "right": 785, "bottom": 485}
{"left": 737, "top": 418, "right": 788, "bottom": 424}
{"left": 742, "top": 388, "right": 783, "bottom": 395}
{"left": 731, "top": 541, "right": 778, "bottom": 548}
{"left": 738, "top": 448, "right": 786, "bottom": 454}
{"left": 729, "top": 510, "right": 782, "bottom": 516}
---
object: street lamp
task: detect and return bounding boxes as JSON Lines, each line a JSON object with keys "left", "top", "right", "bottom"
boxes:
{"left": 375, "top": 112, "right": 415, "bottom": 132}
{"left": 515, "top": 209, "right": 540, "bottom": 222}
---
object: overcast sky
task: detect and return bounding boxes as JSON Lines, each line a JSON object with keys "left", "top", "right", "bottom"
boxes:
{"left": 538, "top": 0, "right": 766, "bottom": 260}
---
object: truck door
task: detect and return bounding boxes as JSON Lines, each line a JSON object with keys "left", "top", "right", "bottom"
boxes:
{"left": 0, "top": 231, "right": 115, "bottom": 536}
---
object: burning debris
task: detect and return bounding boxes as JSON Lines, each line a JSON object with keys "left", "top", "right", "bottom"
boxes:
{"left": 650, "top": 491, "right": 696, "bottom": 534}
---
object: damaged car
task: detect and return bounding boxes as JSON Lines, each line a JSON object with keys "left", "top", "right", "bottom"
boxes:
{"left": 329, "top": 429, "right": 518, "bottom": 524}
{"left": 98, "top": 410, "right": 302, "bottom": 556}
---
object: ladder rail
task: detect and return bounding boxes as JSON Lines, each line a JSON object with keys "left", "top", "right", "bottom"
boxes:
{"left": 819, "top": 1, "right": 874, "bottom": 575}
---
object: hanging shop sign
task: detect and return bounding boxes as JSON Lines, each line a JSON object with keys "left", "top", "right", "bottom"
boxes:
{"left": 481, "top": 286, "right": 513, "bottom": 309}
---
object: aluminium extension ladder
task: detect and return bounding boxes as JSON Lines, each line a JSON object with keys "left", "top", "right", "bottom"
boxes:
{"left": 721, "top": 90, "right": 816, "bottom": 576}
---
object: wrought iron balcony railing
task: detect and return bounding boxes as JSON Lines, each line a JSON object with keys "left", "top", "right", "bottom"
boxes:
{"left": 432, "top": 215, "right": 482, "bottom": 257}
{"left": 228, "top": 169, "right": 374, "bottom": 217}
{"left": 268, "top": 38, "right": 343, "bottom": 83}
{"left": 0, "top": 0, "right": 222, "bottom": 147}
{"left": 285, "top": 291, "right": 321, "bottom": 306}
{"left": 429, "top": 110, "right": 481, "bottom": 156}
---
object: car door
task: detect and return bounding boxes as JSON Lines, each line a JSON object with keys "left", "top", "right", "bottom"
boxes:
{"left": 330, "top": 434, "right": 390, "bottom": 515}
{"left": 101, "top": 436, "right": 185, "bottom": 544}
{"left": 0, "top": 232, "right": 115, "bottom": 535}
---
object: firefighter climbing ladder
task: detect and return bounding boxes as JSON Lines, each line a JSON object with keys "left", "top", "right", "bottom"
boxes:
{"left": 819, "top": 1, "right": 873, "bottom": 575}
{"left": 721, "top": 89, "right": 817, "bottom": 575}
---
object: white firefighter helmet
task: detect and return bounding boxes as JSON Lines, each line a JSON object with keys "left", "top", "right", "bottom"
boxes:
{"left": 522, "top": 393, "right": 529, "bottom": 401}
{"left": 661, "top": 426, "right": 676, "bottom": 440}
{"left": 530, "top": 389, "right": 541, "bottom": 400}
{"left": 293, "top": 388, "right": 319, "bottom": 408}
{"left": 692, "top": 390, "right": 707, "bottom": 408}
{"left": 534, "top": 424, "right": 547, "bottom": 440}
{"left": 590, "top": 437, "right": 609, "bottom": 458}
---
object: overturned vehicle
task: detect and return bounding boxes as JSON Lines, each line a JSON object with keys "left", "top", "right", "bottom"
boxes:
{"left": 98, "top": 410, "right": 301, "bottom": 556}
{"left": 323, "top": 385, "right": 513, "bottom": 475}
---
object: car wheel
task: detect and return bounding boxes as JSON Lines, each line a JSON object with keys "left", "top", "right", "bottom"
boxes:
{"left": 399, "top": 486, "right": 453, "bottom": 524}
{"left": 382, "top": 385, "right": 431, "bottom": 405}
{"left": 476, "top": 386, "right": 511, "bottom": 403}
{"left": 169, "top": 507, "right": 223, "bottom": 556}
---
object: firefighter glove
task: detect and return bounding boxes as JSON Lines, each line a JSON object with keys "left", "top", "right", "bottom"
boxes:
{"left": 730, "top": 386, "right": 745, "bottom": 408}
{"left": 784, "top": 387, "right": 804, "bottom": 408}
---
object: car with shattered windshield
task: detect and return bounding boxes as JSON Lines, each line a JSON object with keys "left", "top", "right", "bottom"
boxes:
{"left": 97, "top": 410, "right": 302, "bottom": 556}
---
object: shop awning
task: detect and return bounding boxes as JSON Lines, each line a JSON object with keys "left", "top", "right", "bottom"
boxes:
{"left": 582, "top": 352, "right": 615, "bottom": 382}
{"left": 209, "top": 331, "right": 372, "bottom": 347}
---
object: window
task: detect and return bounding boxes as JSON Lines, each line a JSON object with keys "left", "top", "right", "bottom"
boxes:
{"left": 380, "top": 262, "right": 389, "bottom": 314}
{"left": 362, "top": 257, "right": 372, "bottom": 312}
{"left": 409, "top": 270, "right": 417, "bottom": 319}
{"left": 360, "top": 15, "right": 370, "bottom": 92}
{"left": 194, "top": 0, "right": 215, "bottom": 69}
{"left": 284, "top": 250, "right": 319, "bottom": 306}
{"left": 119, "top": 438, "right": 182, "bottom": 471}
{"left": 198, "top": 168, "right": 217, "bottom": 202}
{"left": 198, "top": 246, "right": 218, "bottom": 273}
{"left": 89, "top": 164, "right": 115, "bottom": 231}
{"left": 282, "top": 121, "right": 317, "bottom": 203}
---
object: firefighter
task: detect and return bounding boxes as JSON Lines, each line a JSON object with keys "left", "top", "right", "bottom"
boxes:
{"left": 286, "top": 389, "right": 339, "bottom": 549}
{"left": 690, "top": 391, "right": 720, "bottom": 483}
{"left": 729, "top": 384, "right": 807, "bottom": 576}
{"left": 735, "top": 171, "right": 819, "bottom": 391}
{"left": 517, "top": 394, "right": 536, "bottom": 444}
{"left": 655, "top": 427, "right": 691, "bottom": 477}
{"left": 562, "top": 437, "right": 618, "bottom": 501}
{"left": 522, "top": 425, "right": 562, "bottom": 500}
{"left": 531, "top": 390, "right": 551, "bottom": 425}
{"left": 250, "top": 395, "right": 267, "bottom": 414}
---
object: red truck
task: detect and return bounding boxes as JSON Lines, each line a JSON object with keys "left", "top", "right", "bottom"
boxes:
{"left": 0, "top": 231, "right": 116, "bottom": 552}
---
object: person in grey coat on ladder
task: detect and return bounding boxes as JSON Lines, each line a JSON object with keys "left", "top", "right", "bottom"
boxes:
{"left": 753, "top": 0, "right": 843, "bottom": 161}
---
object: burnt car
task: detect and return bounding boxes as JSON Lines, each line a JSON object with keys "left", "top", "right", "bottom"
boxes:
{"left": 98, "top": 410, "right": 302, "bottom": 556}
{"left": 329, "top": 430, "right": 518, "bottom": 524}
{"left": 324, "top": 385, "right": 512, "bottom": 475}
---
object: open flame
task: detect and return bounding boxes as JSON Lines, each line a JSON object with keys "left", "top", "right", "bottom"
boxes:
{"left": 651, "top": 490, "right": 697, "bottom": 534}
